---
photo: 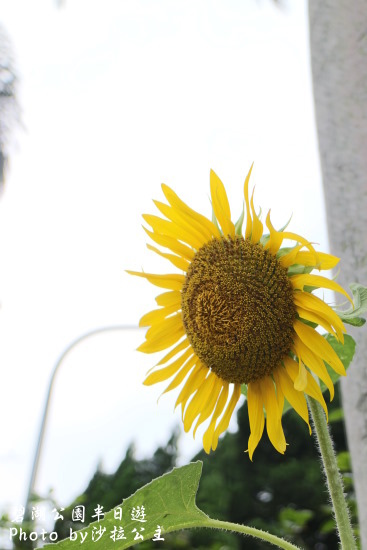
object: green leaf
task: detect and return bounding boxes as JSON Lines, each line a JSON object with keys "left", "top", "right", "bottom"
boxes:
{"left": 337, "top": 451, "right": 351, "bottom": 473}
{"left": 44, "top": 463, "right": 208, "bottom": 549}
{"left": 328, "top": 407, "right": 344, "bottom": 423}
{"left": 320, "top": 518, "right": 337, "bottom": 535}
{"left": 43, "top": 464, "right": 301, "bottom": 550}
{"left": 278, "top": 507, "right": 313, "bottom": 530}
{"left": 325, "top": 334, "right": 356, "bottom": 369}
{"left": 336, "top": 282, "right": 367, "bottom": 326}
{"left": 319, "top": 334, "right": 356, "bottom": 394}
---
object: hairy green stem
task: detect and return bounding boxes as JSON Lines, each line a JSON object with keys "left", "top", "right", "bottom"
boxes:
{"left": 308, "top": 396, "right": 357, "bottom": 549}
{"left": 167, "top": 518, "right": 300, "bottom": 550}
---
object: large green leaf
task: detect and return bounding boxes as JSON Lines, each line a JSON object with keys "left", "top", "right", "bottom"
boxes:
{"left": 43, "top": 463, "right": 300, "bottom": 550}
{"left": 336, "top": 282, "right": 367, "bottom": 326}
{"left": 44, "top": 462, "right": 207, "bottom": 549}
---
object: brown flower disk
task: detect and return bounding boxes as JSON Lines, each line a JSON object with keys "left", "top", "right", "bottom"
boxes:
{"left": 181, "top": 236, "right": 296, "bottom": 384}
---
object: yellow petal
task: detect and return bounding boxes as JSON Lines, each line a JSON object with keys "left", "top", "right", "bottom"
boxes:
{"left": 247, "top": 380, "right": 265, "bottom": 460}
{"left": 161, "top": 184, "right": 221, "bottom": 239}
{"left": 294, "top": 292, "right": 345, "bottom": 342}
{"left": 264, "top": 211, "right": 284, "bottom": 255}
{"left": 296, "top": 305, "right": 341, "bottom": 342}
{"left": 210, "top": 170, "right": 235, "bottom": 237}
{"left": 139, "top": 304, "right": 179, "bottom": 327}
{"left": 250, "top": 187, "right": 263, "bottom": 243}
{"left": 175, "top": 362, "right": 208, "bottom": 412}
{"left": 264, "top": 213, "right": 318, "bottom": 258}
{"left": 276, "top": 377, "right": 285, "bottom": 414}
{"left": 278, "top": 244, "right": 303, "bottom": 268}
{"left": 274, "top": 367, "right": 311, "bottom": 434}
{"left": 156, "top": 338, "right": 190, "bottom": 366}
{"left": 202, "top": 383, "right": 229, "bottom": 453}
{"left": 193, "top": 375, "right": 223, "bottom": 436}
{"left": 293, "top": 251, "right": 340, "bottom": 270}
{"left": 137, "top": 324, "right": 185, "bottom": 353}
{"left": 294, "top": 358, "right": 308, "bottom": 391}
{"left": 145, "top": 313, "right": 183, "bottom": 340}
{"left": 212, "top": 384, "right": 241, "bottom": 450}
{"left": 281, "top": 232, "right": 318, "bottom": 262}
{"left": 153, "top": 200, "right": 209, "bottom": 247}
{"left": 293, "top": 336, "right": 335, "bottom": 400}
{"left": 293, "top": 319, "right": 346, "bottom": 376}
{"left": 284, "top": 356, "right": 328, "bottom": 419}
{"left": 127, "top": 270, "right": 185, "bottom": 291}
{"left": 290, "top": 274, "right": 352, "bottom": 304}
{"left": 144, "top": 348, "right": 192, "bottom": 385}
{"left": 146, "top": 244, "right": 190, "bottom": 272}
{"left": 261, "top": 376, "right": 286, "bottom": 454}
{"left": 143, "top": 214, "right": 202, "bottom": 249}
{"left": 183, "top": 372, "right": 217, "bottom": 432}
{"left": 244, "top": 164, "right": 254, "bottom": 239}
{"left": 143, "top": 226, "right": 195, "bottom": 261}
{"left": 161, "top": 355, "right": 196, "bottom": 395}
{"left": 155, "top": 290, "right": 182, "bottom": 308}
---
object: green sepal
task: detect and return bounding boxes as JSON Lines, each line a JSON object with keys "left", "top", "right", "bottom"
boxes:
{"left": 276, "top": 245, "right": 297, "bottom": 259}
{"left": 235, "top": 203, "right": 245, "bottom": 235}
{"left": 260, "top": 233, "right": 270, "bottom": 247}
{"left": 335, "top": 282, "right": 367, "bottom": 327}
{"left": 287, "top": 265, "right": 314, "bottom": 277}
{"left": 259, "top": 214, "right": 292, "bottom": 247}
{"left": 211, "top": 203, "right": 221, "bottom": 234}
{"left": 278, "top": 214, "right": 293, "bottom": 233}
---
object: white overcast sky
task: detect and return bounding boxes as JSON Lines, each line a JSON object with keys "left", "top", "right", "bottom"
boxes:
{"left": 0, "top": 0, "right": 327, "bottom": 517}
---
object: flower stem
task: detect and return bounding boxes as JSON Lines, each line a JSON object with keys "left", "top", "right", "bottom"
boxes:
{"left": 308, "top": 396, "right": 357, "bottom": 549}
{"left": 198, "top": 518, "right": 301, "bottom": 549}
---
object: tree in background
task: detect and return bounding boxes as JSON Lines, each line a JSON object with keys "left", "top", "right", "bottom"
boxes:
{"left": 0, "top": 23, "right": 19, "bottom": 190}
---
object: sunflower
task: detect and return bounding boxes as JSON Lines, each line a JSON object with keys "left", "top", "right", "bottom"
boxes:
{"left": 128, "top": 167, "right": 350, "bottom": 459}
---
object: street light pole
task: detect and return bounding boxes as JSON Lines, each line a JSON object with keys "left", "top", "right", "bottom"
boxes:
{"left": 24, "top": 324, "right": 140, "bottom": 522}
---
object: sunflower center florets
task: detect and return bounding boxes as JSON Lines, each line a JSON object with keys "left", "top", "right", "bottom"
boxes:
{"left": 181, "top": 235, "right": 296, "bottom": 384}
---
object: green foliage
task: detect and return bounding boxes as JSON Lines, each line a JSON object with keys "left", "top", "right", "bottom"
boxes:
{"left": 278, "top": 507, "right": 313, "bottom": 534}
